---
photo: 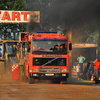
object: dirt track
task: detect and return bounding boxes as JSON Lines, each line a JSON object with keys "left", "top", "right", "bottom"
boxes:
{"left": 0, "top": 75, "right": 100, "bottom": 100}
{"left": 0, "top": 61, "right": 100, "bottom": 100}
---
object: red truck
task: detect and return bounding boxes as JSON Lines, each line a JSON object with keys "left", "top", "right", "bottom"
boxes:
{"left": 19, "top": 31, "right": 72, "bottom": 84}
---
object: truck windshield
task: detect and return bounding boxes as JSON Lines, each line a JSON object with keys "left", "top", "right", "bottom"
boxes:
{"left": 5, "top": 42, "right": 18, "bottom": 55}
{"left": 32, "top": 40, "right": 67, "bottom": 54}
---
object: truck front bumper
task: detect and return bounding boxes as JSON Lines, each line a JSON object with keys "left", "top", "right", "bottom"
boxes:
{"left": 29, "top": 73, "right": 69, "bottom": 79}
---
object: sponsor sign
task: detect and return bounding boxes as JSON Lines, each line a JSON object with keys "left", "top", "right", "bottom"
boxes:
{"left": 72, "top": 43, "right": 97, "bottom": 48}
{"left": 0, "top": 10, "right": 40, "bottom": 23}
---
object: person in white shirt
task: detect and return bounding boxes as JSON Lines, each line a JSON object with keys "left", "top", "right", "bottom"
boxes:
{"left": 76, "top": 63, "right": 81, "bottom": 80}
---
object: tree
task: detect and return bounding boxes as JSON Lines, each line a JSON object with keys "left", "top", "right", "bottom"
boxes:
{"left": 85, "top": 30, "right": 99, "bottom": 44}
{"left": 85, "top": 30, "right": 100, "bottom": 60}
{"left": 0, "top": 0, "right": 27, "bottom": 40}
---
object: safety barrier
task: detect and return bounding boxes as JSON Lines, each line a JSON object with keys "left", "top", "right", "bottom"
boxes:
{"left": 12, "top": 65, "right": 19, "bottom": 80}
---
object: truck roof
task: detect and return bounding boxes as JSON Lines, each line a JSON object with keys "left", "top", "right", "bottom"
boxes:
{"left": 32, "top": 33, "right": 67, "bottom": 41}
{"left": 19, "top": 32, "right": 68, "bottom": 42}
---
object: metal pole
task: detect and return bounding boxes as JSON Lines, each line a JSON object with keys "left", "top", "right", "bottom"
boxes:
{"left": 2, "top": 43, "right": 3, "bottom": 58}
{"left": 21, "top": 42, "right": 23, "bottom": 59}
{"left": 98, "top": 33, "right": 100, "bottom": 61}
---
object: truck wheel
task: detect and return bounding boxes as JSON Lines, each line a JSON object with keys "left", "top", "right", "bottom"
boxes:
{"left": 60, "top": 78, "right": 67, "bottom": 84}
{"left": 28, "top": 75, "right": 35, "bottom": 84}
{"left": 95, "top": 80, "right": 98, "bottom": 84}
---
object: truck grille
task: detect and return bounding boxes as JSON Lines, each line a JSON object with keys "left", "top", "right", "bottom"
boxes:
{"left": 33, "top": 58, "right": 66, "bottom": 66}
{"left": 39, "top": 67, "right": 60, "bottom": 73}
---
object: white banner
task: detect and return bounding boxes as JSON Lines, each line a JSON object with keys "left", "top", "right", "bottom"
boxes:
{"left": 0, "top": 10, "right": 40, "bottom": 23}
{"left": 72, "top": 43, "right": 97, "bottom": 48}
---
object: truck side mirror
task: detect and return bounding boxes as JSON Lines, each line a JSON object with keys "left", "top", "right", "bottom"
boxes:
{"left": 69, "top": 43, "right": 72, "bottom": 50}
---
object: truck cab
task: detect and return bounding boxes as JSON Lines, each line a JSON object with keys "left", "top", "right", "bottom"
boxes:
{"left": 21, "top": 32, "right": 72, "bottom": 84}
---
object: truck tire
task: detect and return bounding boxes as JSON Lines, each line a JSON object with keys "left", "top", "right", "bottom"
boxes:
{"left": 60, "top": 78, "right": 67, "bottom": 84}
{"left": 51, "top": 78, "right": 61, "bottom": 84}
{"left": 95, "top": 80, "right": 98, "bottom": 84}
{"left": 28, "top": 75, "right": 35, "bottom": 84}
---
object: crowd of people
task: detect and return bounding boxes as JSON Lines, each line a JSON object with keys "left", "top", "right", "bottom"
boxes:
{"left": 75, "top": 55, "right": 100, "bottom": 80}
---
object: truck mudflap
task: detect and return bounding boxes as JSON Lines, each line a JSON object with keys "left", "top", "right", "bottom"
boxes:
{"left": 29, "top": 73, "right": 69, "bottom": 79}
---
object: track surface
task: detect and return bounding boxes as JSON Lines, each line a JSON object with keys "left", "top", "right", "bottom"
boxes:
{"left": 0, "top": 60, "right": 100, "bottom": 100}
{"left": 0, "top": 76, "right": 100, "bottom": 100}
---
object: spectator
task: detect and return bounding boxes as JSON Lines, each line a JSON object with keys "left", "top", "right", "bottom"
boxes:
{"left": 77, "top": 55, "right": 86, "bottom": 73}
{"left": 83, "top": 63, "right": 86, "bottom": 72}
{"left": 25, "top": 48, "right": 28, "bottom": 55}
{"left": 13, "top": 45, "right": 17, "bottom": 54}
{"left": 76, "top": 63, "right": 81, "bottom": 80}
{"left": 82, "top": 63, "right": 88, "bottom": 80}
{"left": 93, "top": 59, "right": 100, "bottom": 80}
{"left": 89, "top": 63, "right": 94, "bottom": 74}
{"left": 86, "top": 63, "right": 94, "bottom": 80}
{"left": 9, "top": 45, "right": 13, "bottom": 54}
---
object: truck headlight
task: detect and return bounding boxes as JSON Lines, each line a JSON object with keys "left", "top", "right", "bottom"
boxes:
{"left": 62, "top": 69, "right": 66, "bottom": 72}
{"left": 33, "top": 69, "right": 37, "bottom": 72}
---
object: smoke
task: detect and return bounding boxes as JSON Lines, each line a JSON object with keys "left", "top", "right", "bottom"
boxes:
{"left": 26, "top": 0, "right": 100, "bottom": 32}
{"left": 27, "top": 22, "right": 39, "bottom": 32}
{"left": 27, "top": 0, "right": 100, "bottom": 32}
{"left": 25, "top": 0, "right": 99, "bottom": 84}
{"left": 47, "top": 0, "right": 100, "bottom": 30}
